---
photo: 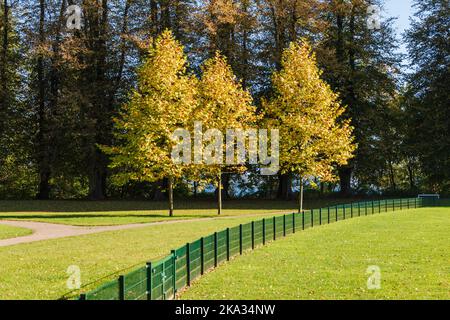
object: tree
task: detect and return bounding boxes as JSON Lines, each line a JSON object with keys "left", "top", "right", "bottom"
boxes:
{"left": 316, "top": 0, "right": 401, "bottom": 194}
{"left": 262, "top": 41, "right": 356, "bottom": 212}
{"left": 195, "top": 52, "right": 256, "bottom": 214}
{"left": 103, "top": 31, "right": 197, "bottom": 216}
{"left": 404, "top": 0, "right": 450, "bottom": 193}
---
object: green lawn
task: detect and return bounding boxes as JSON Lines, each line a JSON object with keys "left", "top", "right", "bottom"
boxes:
{"left": 0, "top": 225, "right": 32, "bottom": 240}
{"left": 181, "top": 207, "right": 450, "bottom": 300}
{"left": 0, "top": 198, "right": 363, "bottom": 226}
{"left": 0, "top": 213, "right": 289, "bottom": 300}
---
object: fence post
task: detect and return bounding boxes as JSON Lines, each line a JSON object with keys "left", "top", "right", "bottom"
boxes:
{"left": 293, "top": 213, "right": 296, "bottom": 233}
{"left": 328, "top": 207, "right": 330, "bottom": 224}
{"left": 319, "top": 208, "right": 322, "bottom": 225}
{"left": 146, "top": 262, "right": 152, "bottom": 300}
{"left": 273, "top": 217, "right": 276, "bottom": 240}
{"left": 226, "top": 228, "right": 230, "bottom": 261}
{"left": 162, "top": 264, "right": 166, "bottom": 300}
{"left": 214, "top": 232, "right": 218, "bottom": 267}
{"left": 311, "top": 209, "right": 314, "bottom": 227}
{"left": 302, "top": 212, "right": 305, "bottom": 230}
{"left": 365, "top": 202, "right": 368, "bottom": 216}
{"left": 186, "top": 243, "right": 191, "bottom": 286}
{"left": 343, "top": 205, "right": 346, "bottom": 220}
{"left": 170, "top": 251, "right": 177, "bottom": 298}
{"left": 283, "top": 215, "right": 286, "bottom": 236}
{"left": 239, "top": 224, "right": 243, "bottom": 255}
{"left": 372, "top": 201, "right": 374, "bottom": 214}
{"left": 378, "top": 201, "right": 381, "bottom": 213}
{"left": 350, "top": 203, "right": 353, "bottom": 218}
{"left": 335, "top": 206, "right": 338, "bottom": 221}
{"left": 358, "top": 202, "right": 360, "bottom": 216}
{"left": 262, "top": 219, "right": 266, "bottom": 245}
{"left": 200, "top": 238, "right": 204, "bottom": 275}
{"left": 407, "top": 198, "right": 410, "bottom": 209}
{"left": 393, "top": 199, "right": 395, "bottom": 211}
{"left": 251, "top": 221, "right": 255, "bottom": 249}
{"left": 118, "top": 275, "right": 125, "bottom": 300}
{"left": 400, "top": 199, "right": 403, "bottom": 210}
{"left": 415, "top": 198, "right": 417, "bottom": 208}
{"left": 79, "top": 293, "right": 86, "bottom": 300}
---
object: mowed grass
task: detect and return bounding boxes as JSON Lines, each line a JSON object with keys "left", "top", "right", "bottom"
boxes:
{"left": 181, "top": 207, "right": 450, "bottom": 300}
{"left": 0, "top": 213, "right": 293, "bottom": 300}
{"left": 0, "top": 198, "right": 361, "bottom": 226}
{"left": 0, "top": 225, "right": 32, "bottom": 240}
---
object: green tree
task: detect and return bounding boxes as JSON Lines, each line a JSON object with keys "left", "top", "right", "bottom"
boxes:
{"left": 316, "top": 0, "right": 401, "bottom": 194}
{"left": 404, "top": 0, "right": 450, "bottom": 193}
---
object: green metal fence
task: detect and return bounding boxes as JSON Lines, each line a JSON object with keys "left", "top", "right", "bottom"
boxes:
{"left": 79, "top": 197, "right": 432, "bottom": 300}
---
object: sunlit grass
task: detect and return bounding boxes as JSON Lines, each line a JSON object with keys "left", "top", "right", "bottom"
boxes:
{"left": 181, "top": 207, "right": 450, "bottom": 300}
{"left": 0, "top": 225, "right": 32, "bottom": 240}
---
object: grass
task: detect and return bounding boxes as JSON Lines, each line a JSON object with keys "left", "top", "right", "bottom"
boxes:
{"left": 0, "top": 213, "right": 292, "bottom": 300}
{"left": 0, "top": 225, "right": 32, "bottom": 240}
{"left": 0, "top": 198, "right": 364, "bottom": 226}
{"left": 180, "top": 207, "right": 450, "bottom": 300}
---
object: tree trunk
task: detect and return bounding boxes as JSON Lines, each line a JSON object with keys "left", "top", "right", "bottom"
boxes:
{"left": 298, "top": 177, "right": 304, "bottom": 213}
{"left": 217, "top": 171, "right": 222, "bottom": 215}
{"left": 277, "top": 174, "right": 293, "bottom": 200}
{"left": 89, "top": 152, "right": 107, "bottom": 200}
{"left": 150, "top": 0, "right": 158, "bottom": 37}
{"left": 153, "top": 178, "right": 168, "bottom": 201}
{"left": 388, "top": 161, "right": 396, "bottom": 190}
{"left": 407, "top": 161, "right": 415, "bottom": 190}
{"left": 0, "top": 0, "right": 9, "bottom": 160}
{"left": 193, "top": 181, "right": 198, "bottom": 197}
{"left": 168, "top": 177, "right": 174, "bottom": 216}
{"left": 0, "top": 0, "right": 8, "bottom": 108}
{"left": 320, "top": 181, "right": 324, "bottom": 197}
{"left": 36, "top": 0, "right": 51, "bottom": 200}
{"left": 221, "top": 172, "right": 230, "bottom": 200}
{"left": 88, "top": 0, "right": 110, "bottom": 200}
{"left": 338, "top": 167, "right": 352, "bottom": 195}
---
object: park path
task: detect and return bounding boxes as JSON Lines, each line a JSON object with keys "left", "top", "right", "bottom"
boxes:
{"left": 0, "top": 211, "right": 291, "bottom": 247}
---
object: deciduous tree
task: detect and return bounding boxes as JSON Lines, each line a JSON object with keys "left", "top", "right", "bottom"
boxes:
{"left": 262, "top": 41, "right": 356, "bottom": 212}
{"left": 103, "top": 31, "right": 197, "bottom": 216}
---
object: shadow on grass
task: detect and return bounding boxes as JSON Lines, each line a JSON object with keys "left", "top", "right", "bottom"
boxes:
{"left": 0, "top": 213, "right": 211, "bottom": 220}
{"left": 0, "top": 198, "right": 371, "bottom": 213}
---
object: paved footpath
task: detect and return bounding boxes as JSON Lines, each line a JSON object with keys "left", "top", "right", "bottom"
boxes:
{"left": 0, "top": 211, "right": 291, "bottom": 247}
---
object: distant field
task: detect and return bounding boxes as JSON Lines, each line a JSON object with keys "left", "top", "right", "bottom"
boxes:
{"left": 0, "top": 198, "right": 363, "bottom": 226}
{"left": 181, "top": 207, "right": 450, "bottom": 300}
{"left": 0, "top": 225, "right": 32, "bottom": 240}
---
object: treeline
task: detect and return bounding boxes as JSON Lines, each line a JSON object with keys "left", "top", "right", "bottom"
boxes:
{"left": 0, "top": 0, "right": 448, "bottom": 200}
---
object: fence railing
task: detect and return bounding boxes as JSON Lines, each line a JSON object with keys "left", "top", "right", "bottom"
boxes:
{"left": 79, "top": 197, "right": 433, "bottom": 300}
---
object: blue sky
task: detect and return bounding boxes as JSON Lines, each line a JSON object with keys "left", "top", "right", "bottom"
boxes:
{"left": 384, "top": 0, "right": 415, "bottom": 57}
{"left": 385, "top": 0, "right": 415, "bottom": 36}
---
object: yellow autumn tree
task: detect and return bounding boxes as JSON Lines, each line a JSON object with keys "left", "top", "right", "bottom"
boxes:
{"left": 193, "top": 52, "right": 257, "bottom": 214}
{"left": 102, "top": 30, "right": 197, "bottom": 216}
{"left": 262, "top": 41, "right": 356, "bottom": 212}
